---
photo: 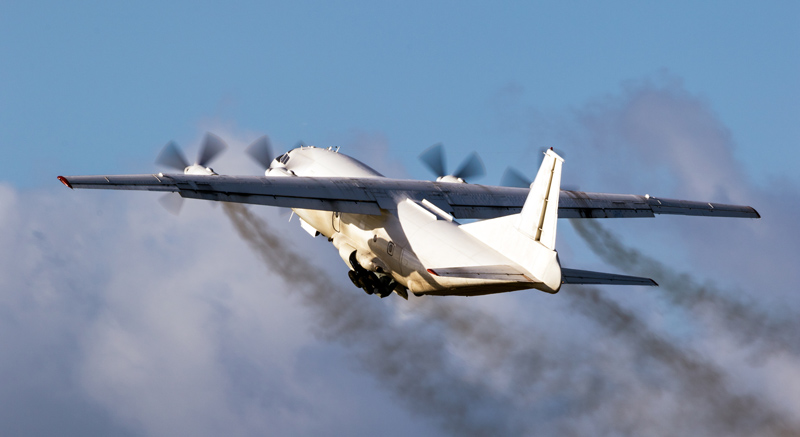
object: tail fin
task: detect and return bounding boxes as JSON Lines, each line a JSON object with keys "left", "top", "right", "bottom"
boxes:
{"left": 517, "top": 148, "right": 563, "bottom": 250}
{"left": 460, "top": 149, "right": 565, "bottom": 293}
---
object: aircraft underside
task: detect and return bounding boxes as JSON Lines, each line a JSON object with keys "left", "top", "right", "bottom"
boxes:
{"left": 58, "top": 136, "right": 759, "bottom": 300}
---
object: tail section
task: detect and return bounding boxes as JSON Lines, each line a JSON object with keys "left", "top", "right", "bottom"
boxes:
{"left": 517, "top": 148, "right": 564, "bottom": 250}
{"left": 561, "top": 268, "right": 657, "bottom": 286}
{"left": 414, "top": 149, "right": 654, "bottom": 293}
{"left": 460, "top": 149, "right": 565, "bottom": 293}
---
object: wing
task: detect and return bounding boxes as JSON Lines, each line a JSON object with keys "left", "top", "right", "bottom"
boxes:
{"left": 561, "top": 268, "right": 657, "bottom": 286}
{"left": 57, "top": 174, "right": 760, "bottom": 219}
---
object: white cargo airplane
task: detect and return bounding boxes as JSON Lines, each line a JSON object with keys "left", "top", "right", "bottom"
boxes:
{"left": 58, "top": 133, "right": 760, "bottom": 299}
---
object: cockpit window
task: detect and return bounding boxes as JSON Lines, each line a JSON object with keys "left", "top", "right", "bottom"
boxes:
{"left": 281, "top": 154, "right": 291, "bottom": 164}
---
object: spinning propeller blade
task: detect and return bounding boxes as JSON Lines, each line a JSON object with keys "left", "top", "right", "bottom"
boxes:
{"left": 502, "top": 148, "right": 578, "bottom": 190}
{"left": 500, "top": 167, "right": 531, "bottom": 188}
{"left": 196, "top": 133, "right": 227, "bottom": 167}
{"left": 419, "top": 143, "right": 447, "bottom": 178}
{"left": 158, "top": 193, "right": 184, "bottom": 215}
{"left": 419, "top": 143, "right": 484, "bottom": 182}
{"left": 245, "top": 135, "right": 274, "bottom": 170}
{"left": 154, "top": 132, "right": 228, "bottom": 214}
{"left": 155, "top": 141, "right": 190, "bottom": 171}
{"left": 156, "top": 132, "right": 228, "bottom": 171}
{"left": 453, "top": 152, "right": 485, "bottom": 181}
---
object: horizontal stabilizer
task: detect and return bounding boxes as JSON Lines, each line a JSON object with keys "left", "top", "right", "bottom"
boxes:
{"left": 561, "top": 268, "right": 657, "bottom": 286}
{"left": 427, "top": 265, "right": 533, "bottom": 282}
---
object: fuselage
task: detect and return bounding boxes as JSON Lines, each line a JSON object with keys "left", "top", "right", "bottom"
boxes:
{"left": 266, "top": 146, "right": 553, "bottom": 297}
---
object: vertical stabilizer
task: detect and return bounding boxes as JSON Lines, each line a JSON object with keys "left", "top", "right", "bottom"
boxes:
{"left": 517, "top": 149, "right": 563, "bottom": 250}
{"left": 460, "top": 149, "right": 565, "bottom": 293}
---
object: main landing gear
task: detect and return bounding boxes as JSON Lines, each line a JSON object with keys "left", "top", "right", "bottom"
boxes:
{"left": 347, "top": 251, "right": 407, "bottom": 299}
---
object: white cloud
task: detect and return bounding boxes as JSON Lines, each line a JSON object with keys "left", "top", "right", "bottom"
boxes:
{"left": 0, "top": 184, "right": 439, "bottom": 436}
{"left": 3, "top": 79, "right": 799, "bottom": 436}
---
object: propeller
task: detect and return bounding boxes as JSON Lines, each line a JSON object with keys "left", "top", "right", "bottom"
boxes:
{"left": 419, "top": 143, "right": 486, "bottom": 183}
{"left": 155, "top": 132, "right": 228, "bottom": 174}
{"left": 500, "top": 167, "right": 532, "bottom": 188}
{"left": 155, "top": 141, "right": 189, "bottom": 171}
{"left": 500, "top": 166, "right": 580, "bottom": 191}
{"left": 245, "top": 135, "right": 275, "bottom": 170}
{"left": 501, "top": 147, "right": 578, "bottom": 190}
{"left": 244, "top": 134, "right": 296, "bottom": 218}
{"left": 158, "top": 191, "right": 185, "bottom": 216}
{"left": 196, "top": 133, "right": 227, "bottom": 168}
{"left": 154, "top": 132, "right": 228, "bottom": 214}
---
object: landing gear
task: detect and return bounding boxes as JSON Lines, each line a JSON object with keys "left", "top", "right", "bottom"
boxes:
{"left": 348, "top": 251, "right": 378, "bottom": 295}
{"left": 347, "top": 270, "right": 370, "bottom": 293}
{"left": 346, "top": 250, "right": 408, "bottom": 299}
{"left": 363, "top": 273, "right": 383, "bottom": 296}
{"left": 375, "top": 275, "right": 393, "bottom": 298}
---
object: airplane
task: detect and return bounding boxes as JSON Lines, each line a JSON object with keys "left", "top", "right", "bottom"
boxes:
{"left": 57, "top": 133, "right": 760, "bottom": 299}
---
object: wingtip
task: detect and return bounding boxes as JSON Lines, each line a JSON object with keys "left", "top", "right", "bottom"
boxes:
{"left": 57, "top": 176, "right": 73, "bottom": 189}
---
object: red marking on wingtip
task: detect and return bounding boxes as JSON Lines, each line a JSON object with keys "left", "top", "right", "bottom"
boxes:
{"left": 57, "top": 176, "right": 73, "bottom": 189}
{"left": 426, "top": 269, "right": 438, "bottom": 276}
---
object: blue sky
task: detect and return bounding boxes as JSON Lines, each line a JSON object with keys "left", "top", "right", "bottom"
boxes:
{"left": 2, "top": 2, "right": 798, "bottom": 186}
{"left": 2, "top": 2, "right": 800, "bottom": 436}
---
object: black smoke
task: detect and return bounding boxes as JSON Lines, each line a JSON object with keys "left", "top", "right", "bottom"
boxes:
{"left": 571, "top": 218, "right": 800, "bottom": 356}
{"left": 223, "top": 202, "right": 799, "bottom": 436}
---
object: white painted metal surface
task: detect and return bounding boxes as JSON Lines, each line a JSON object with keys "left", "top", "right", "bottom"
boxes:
{"left": 58, "top": 143, "right": 760, "bottom": 298}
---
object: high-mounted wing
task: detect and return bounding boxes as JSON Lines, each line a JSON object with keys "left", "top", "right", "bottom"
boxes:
{"left": 57, "top": 174, "right": 760, "bottom": 219}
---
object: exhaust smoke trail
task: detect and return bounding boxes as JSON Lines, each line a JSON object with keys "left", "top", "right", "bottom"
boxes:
{"left": 566, "top": 286, "right": 798, "bottom": 437}
{"left": 570, "top": 219, "right": 800, "bottom": 355}
{"left": 223, "top": 203, "right": 799, "bottom": 435}
{"left": 222, "top": 203, "right": 522, "bottom": 436}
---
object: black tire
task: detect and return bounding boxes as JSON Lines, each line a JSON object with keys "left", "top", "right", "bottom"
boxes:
{"left": 349, "top": 251, "right": 365, "bottom": 273}
{"left": 362, "top": 277, "right": 375, "bottom": 295}
{"left": 347, "top": 270, "right": 362, "bottom": 288}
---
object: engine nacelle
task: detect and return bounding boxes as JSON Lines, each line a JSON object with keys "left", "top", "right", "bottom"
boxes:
{"left": 265, "top": 167, "right": 295, "bottom": 177}
{"left": 436, "top": 175, "right": 466, "bottom": 183}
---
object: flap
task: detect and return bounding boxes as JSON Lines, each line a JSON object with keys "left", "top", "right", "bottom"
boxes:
{"left": 426, "top": 265, "right": 534, "bottom": 282}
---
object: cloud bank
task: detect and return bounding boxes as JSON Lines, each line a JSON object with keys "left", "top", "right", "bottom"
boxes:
{"left": 2, "top": 77, "right": 798, "bottom": 436}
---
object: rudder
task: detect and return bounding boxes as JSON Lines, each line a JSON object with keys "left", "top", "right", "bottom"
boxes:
{"left": 517, "top": 148, "right": 564, "bottom": 250}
